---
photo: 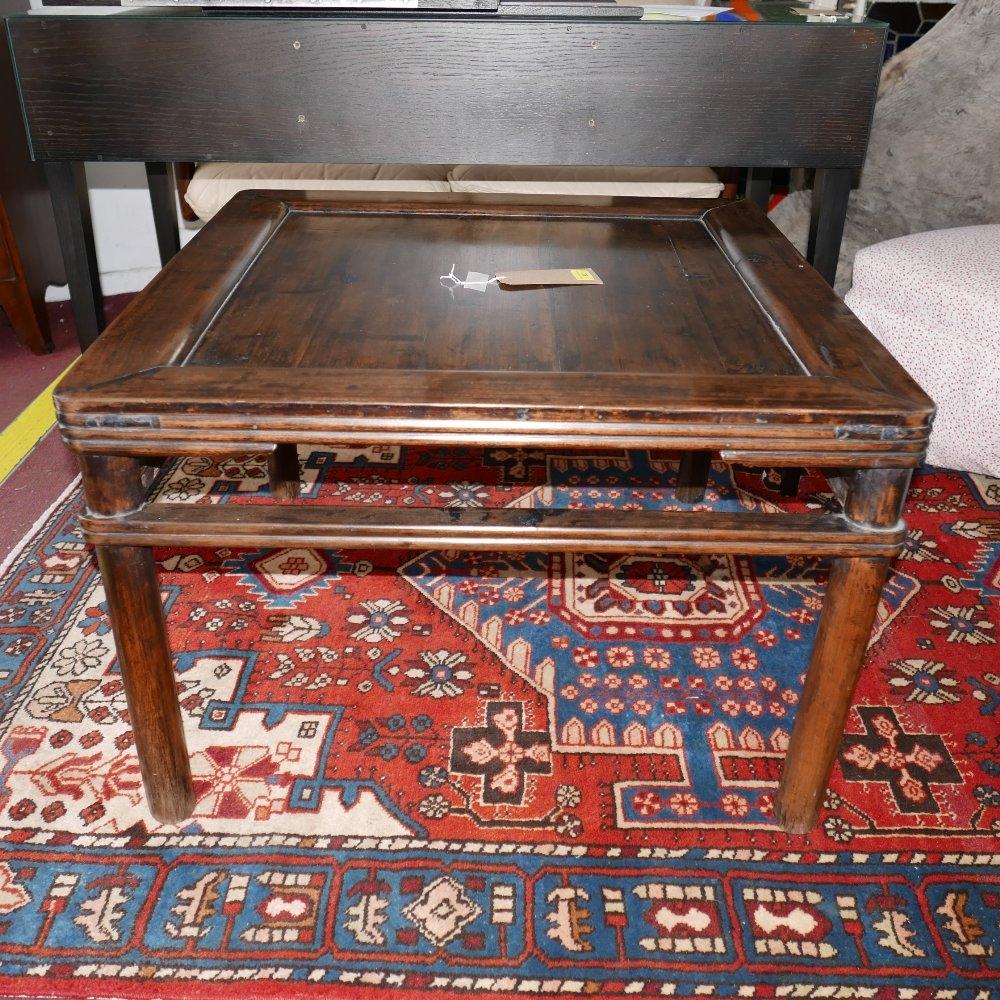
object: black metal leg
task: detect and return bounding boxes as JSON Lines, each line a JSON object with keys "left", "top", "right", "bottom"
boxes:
{"left": 744, "top": 167, "right": 773, "bottom": 211}
{"left": 44, "top": 161, "right": 104, "bottom": 351}
{"left": 145, "top": 162, "right": 181, "bottom": 266}
{"left": 807, "top": 167, "right": 852, "bottom": 287}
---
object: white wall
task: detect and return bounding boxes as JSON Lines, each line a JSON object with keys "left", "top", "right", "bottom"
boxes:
{"left": 46, "top": 162, "right": 200, "bottom": 302}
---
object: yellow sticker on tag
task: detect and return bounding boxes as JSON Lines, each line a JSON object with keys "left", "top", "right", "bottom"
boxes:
{"left": 497, "top": 268, "right": 604, "bottom": 287}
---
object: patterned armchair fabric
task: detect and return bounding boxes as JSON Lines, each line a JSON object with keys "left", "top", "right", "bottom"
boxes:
{"left": 845, "top": 225, "right": 1000, "bottom": 476}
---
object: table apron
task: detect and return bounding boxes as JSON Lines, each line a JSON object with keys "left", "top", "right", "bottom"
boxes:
{"left": 61, "top": 433, "right": 928, "bottom": 467}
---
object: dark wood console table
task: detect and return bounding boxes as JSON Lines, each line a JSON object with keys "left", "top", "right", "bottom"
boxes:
{"left": 0, "top": 0, "right": 63, "bottom": 354}
{"left": 3, "top": 3, "right": 886, "bottom": 350}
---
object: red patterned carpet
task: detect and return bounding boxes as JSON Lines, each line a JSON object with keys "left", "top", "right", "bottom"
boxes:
{"left": 0, "top": 447, "right": 997, "bottom": 998}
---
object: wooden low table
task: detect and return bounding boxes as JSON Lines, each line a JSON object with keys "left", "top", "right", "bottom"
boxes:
{"left": 55, "top": 192, "right": 933, "bottom": 834}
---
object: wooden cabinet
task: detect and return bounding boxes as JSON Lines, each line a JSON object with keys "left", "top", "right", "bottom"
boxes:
{"left": 0, "top": 195, "right": 50, "bottom": 354}
{"left": 0, "top": 206, "right": 15, "bottom": 280}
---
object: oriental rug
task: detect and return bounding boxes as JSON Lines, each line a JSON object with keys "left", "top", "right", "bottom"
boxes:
{"left": 0, "top": 448, "right": 997, "bottom": 998}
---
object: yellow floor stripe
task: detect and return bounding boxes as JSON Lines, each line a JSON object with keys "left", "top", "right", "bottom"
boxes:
{"left": 0, "top": 360, "right": 77, "bottom": 487}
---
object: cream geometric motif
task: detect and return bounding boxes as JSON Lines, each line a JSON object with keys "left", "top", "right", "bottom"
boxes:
{"left": 633, "top": 883, "right": 726, "bottom": 954}
{"left": 403, "top": 876, "right": 482, "bottom": 947}
{"left": 253, "top": 548, "right": 328, "bottom": 592}
{"left": 742, "top": 887, "right": 837, "bottom": 959}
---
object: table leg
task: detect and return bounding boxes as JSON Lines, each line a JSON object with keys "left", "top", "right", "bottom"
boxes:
{"left": 806, "top": 167, "right": 852, "bottom": 287}
{"left": 777, "top": 467, "right": 802, "bottom": 498}
{"left": 676, "top": 451, "right": 711, "bottom": 502}
{"left": 81, "top": 455, "right": 194, "bottom": 824}
{"left": 268, "top": 443, "right": 301, "bottom": 500}
{"left": 44, "top": 162, "right": 104, "bottom": 350}
{"left": 776, "top": 468, "right": 910, "bottom": 833}
{"left": 145, "top": 162, "right": 181, "bottom": 266}
{"left": 776, "top": 555, "right": 888, "bottom": 832}
{"left": 744, "top": 167, "right": 773, "bottom": 211}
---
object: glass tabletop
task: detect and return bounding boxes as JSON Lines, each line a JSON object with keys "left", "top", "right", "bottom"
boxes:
{"left": 14, "top": 0, "right": 884, "bottom": 27}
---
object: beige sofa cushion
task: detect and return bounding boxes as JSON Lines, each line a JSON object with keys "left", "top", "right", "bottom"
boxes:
{"left": 448, "top": 164, "right": 723, "bottom": 198}
{"left": 185, "top": 163, "right": 725, "bottom": 221}
{"left": 184, "top": 163, "right": 452, "bottom": 221}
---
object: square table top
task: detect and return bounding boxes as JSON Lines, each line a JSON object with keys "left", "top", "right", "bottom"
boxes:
{"left": 56, "top": 192, "right": 932, "bottom": 467}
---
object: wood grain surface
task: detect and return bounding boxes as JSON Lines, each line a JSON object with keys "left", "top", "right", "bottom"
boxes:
{"left": 776, "top": 467, "right": 911, "bottom": 833}
{"left": 0, "top": 0, "right": 61, "bottom": 353}
{"left": 54, "top": 195, "right": 934, "bottom": 464}
{"left": 8, "top": 15, "right": 885, "bottom": 166}
{"left": 79, "top": 504, "right": 906, "bottom": 557}
{"left": 57, "top": 193, "right": 925, "bottom": 832}
{"left": 80, "top": 455, "right": 195, "bottom": 824}
{"left": 189, "top": 212, "right": 798, "bottom": 375}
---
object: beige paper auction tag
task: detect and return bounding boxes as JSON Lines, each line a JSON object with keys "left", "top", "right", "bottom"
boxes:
{"left": 496, "top": 268, "right": 603, "bottom": 287}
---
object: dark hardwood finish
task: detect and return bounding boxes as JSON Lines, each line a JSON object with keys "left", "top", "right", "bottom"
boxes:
{"left": 56, "top": 195, "right": 933, "bottom": 466}
{"left": 701, "top": 200, "right": 926, "bottom": 398}
{"left": 56, "top": 195, "right": 932, "bottom": 831}
{"left": 0, "top": 195, "right": 49, "bottom": 353}
{"left": 776, "top": 467, "right": 912, "bottom": 833}
{"left": 676, "top": 451, "right": 711, "bottom": 502}
{"left": 191, "top": 212, "right": 796, "bottom": 374}
{"left": 80, "top": 455, "right": 194, "bottom": 824}
{"left": 0, "top": 213, "right": 10, "bottom": 277}
{"left": 267, "top": 442, "right": 300, "bottom": 500}
{"left": 95, "top": 543, "right": 195, "bottom": 823}
{"left": 79, "top": 504, "right": 906, "bottom": 557}
{"left": 0, "top": 0, "right": 62, "bottom": 353}
{"left": 776, "top": 467, "right": 802, "bottom": 498}
{"left": 44, "top": 161, "right": 104, "bottom": 349}
{"left": 8, "top": 16, "right": 884, "bottom": 168}
{"left": 4, "top": 8, "right": 886, "bottom": 344}
{"left": 145, "top": 161, "right": 181, "bottom": 266}
{"left": 777, "top": 554, "right": 890, "bottom": 833}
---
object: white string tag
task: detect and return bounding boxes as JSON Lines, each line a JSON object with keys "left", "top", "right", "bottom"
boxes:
{"left": 463, "top": 271, "right": 494, "bottom": 292}
{"left": 440, "top": 265, "right": 500, "bottom": 293}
